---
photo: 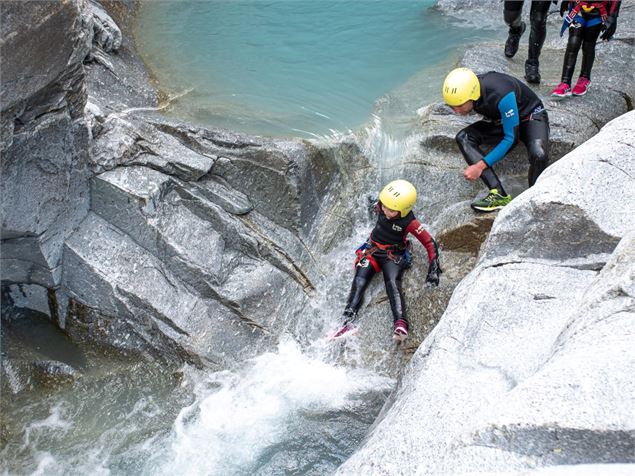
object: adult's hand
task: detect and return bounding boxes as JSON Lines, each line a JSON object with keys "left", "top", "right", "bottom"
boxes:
{"left": 463, "top": 161, "right": 487, "bottom": 182}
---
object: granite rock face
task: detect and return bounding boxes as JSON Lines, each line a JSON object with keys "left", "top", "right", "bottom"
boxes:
{"left": 1, "top": 0, "right": 341, "bottom": 366}
{"left": 1, "top": 0, "right": 93, "bottom": 292}
{"left": 335, "top": 111, "right": 635, "bottom": 475}
{"left": 2, "top": 0, "right": 635, "bottom": 470}
{"left": 2, "top": 0, "right": 634, "bottom": 385}
{"left": 60, "top": 146, "right": 331, "bottom": 364}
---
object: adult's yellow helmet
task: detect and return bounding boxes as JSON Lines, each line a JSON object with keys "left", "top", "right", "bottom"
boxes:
{"left": 379, "top": 180, "right": 417, "bottom": 217}
{"left": 443, "top": 67, "right": 480, "bottom": 106}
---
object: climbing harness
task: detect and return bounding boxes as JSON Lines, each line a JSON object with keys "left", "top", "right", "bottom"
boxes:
{"left": 354, "top": 239, "right": 412, "bottom": 272}
{"left": 561, "top": 1, "right": 609, "bottom": 37}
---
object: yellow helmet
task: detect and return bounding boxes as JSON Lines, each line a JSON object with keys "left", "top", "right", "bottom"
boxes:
{"left": 443, "top": 67, "right": 480, "bottom": 106}
{"left": 379, "top": 180, "right": 417, "bottom": 217}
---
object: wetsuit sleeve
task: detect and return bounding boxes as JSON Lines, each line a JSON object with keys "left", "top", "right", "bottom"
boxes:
{"left": 482, "top": 91, "right": 519, "bottom": 167}
{"left": 405, "top": 219, "right": 437, "bottom": 264}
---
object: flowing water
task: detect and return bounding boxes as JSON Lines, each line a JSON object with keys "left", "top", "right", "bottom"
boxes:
{"left": 1, "top": 235, "right": 398, "bottom": 476}
{"left": 3, "top": 2, "right": 496, "bottom": 474}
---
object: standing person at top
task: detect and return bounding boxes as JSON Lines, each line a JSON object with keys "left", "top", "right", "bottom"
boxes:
{"left": 335, "top": 180, "right": 441, "bottom": 343}
{"left": 443, "top": 68, "right": 550, "bottom": 212}
{"left": 552, "top": 0, "right": 621, "bottom": 97}
{"left": 503, "top": 1, "right": 555, "bottom": 84}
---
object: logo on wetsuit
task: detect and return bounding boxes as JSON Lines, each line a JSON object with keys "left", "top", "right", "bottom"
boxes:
{"left": 504, "top": 108, "right": 515, "bottom": 118}
{"left": 358, "top": 258, "right": 370, "bottom": 268}
{"left": 392, "top": 224, "right": 403, "bottom": 232}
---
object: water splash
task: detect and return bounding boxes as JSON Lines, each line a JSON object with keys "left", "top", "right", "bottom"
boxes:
{"left": 146, "top": 337, "right": 394, "bottom": 475}
{"left": 23, "top": 403, "right": 74, "bottom": 449}
{"left": 360, "top": 114, "right": 421, "bottom": 169}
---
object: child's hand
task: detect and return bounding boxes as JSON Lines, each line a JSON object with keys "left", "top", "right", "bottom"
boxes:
{"left": 426, "top": 258, "right": 441, "bottom": 287}
{"left": 366, "top": 195, "right": 378, "bottom": 215}
{"left": 559, "top": 1, "right": 569, "bottom": 17}
{"left": 600, "top": 15, "right": 617, "bottom": 41}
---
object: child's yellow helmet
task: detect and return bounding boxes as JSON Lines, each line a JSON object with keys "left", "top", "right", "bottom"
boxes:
{"left": 443, "top": 67, "right": 481, "bottom": 106}
{"left": 379, "top": 180, "right": 417, "bottom": 217}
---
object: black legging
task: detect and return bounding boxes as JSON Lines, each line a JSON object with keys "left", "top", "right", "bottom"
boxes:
{"left": 344, "top": 250, "right": 407, "bottom": 323}
{"left": 455, "top": 112, "right": 550, "bottom": 195}
{"left": 561, "top": 22, "right": 603, "bottom": 84}
{"left": 504, "top": 0, "right": 551, "bottom": 62}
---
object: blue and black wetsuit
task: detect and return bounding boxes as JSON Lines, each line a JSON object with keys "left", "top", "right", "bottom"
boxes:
{"left": 455, "top": 71, "right": 550, "bottom": 196}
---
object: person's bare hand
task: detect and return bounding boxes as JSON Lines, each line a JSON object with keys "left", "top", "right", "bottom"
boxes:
{"left": 464, "top": 162, "right": 485, "bottom": 181}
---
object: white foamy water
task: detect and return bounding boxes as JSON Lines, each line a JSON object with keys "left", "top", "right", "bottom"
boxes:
{"left": 2, "top": 209, "right": 399, "bottom": 476}
{"left": 144, "top": 337, "right": 394, "bottom": 475}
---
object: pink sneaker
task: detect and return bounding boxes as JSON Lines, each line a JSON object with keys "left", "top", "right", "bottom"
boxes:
{"left": 572, "top": 77, "right": 591, "bottom": 96}
{"left": 393, "top": 319, "right": 408, "bottom": 342}
{"left": 552, "top": 82, "right": 572, "bottom": 97}
{"left": 329, "top": 323, "right": 357, "bottom": 340}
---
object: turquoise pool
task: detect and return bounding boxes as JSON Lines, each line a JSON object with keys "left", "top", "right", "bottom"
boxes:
{"left": 135, "top": 1, "right": 490, "bottom": 136}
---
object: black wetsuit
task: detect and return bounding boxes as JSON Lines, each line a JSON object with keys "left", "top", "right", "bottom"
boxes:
{"left": 455, "top": 72, "right": 550, "bottom": 196}
{"left": 560, "top": 1, "right": 621, "bottom": 84}
{"left": 504, "top": 1, "right": 552, "bottom": 67}
{"left": 343, "top": 205, "right": 437, "bottom": 324}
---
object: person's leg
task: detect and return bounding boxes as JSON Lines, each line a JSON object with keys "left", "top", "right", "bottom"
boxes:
{"left": 572, "top": 22, "right": 602, "bottom": 95}
{"left": 553, "top": 24, "right": 583, "bottom": 96}
{"left": 381, "top": 258, "right": 408, "bottom": 338}
{"left": 579, "top": 22, "right": 603, "bottom": 79}
{"left": 561, "top": 26, "right": 584, "bottom": 85}
{"left": 525, "top": 0, "right": 550, "bottom": 83}
{"left": 343, "top": 258, "right": 377, "bottom": 319}
{"left": 504, "top": 1, "right": 526, "bottom": 58}
{"left": 455, "top": 121, "right": 509, "bottom": 196}
{"left": 520, "top": 113, "right": 550, "bottom": 186}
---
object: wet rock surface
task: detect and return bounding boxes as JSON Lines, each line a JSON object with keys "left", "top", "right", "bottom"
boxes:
{"left": 336, "top": 111, "right": 635, "bottom": 475}
{"left": 1, "top": 0, "right": 93, "bottom": 291}
{"left": 2, "top": 0, "right": 633, "bottom": 368}
{"left": 2, "top": 1, "right": 634, "bottom": 472}
{"left": 31, "top": 360, "right": 80, "bottom": 386}
{"left": 1, "top": 0, "right": 336, "bottom": 366}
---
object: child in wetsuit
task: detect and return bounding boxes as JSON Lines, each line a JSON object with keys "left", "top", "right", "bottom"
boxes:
{"left": 552, "top": 0, "right": 621, "bottom": 97}
{"left": 337, "top": 180, "right": 441, "bottom": 342}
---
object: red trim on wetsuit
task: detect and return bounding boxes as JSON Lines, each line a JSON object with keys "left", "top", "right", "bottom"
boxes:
{"left": 569, "top": 2, "right": 607, "bottom": 22}
{"left": 568, "top": 1, "right": 620, "bottom": 19}
{"left": 405, "top": 219, "right": 437, "bottom": 264}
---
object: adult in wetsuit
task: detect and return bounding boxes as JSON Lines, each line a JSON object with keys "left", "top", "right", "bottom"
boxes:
{"left": 503, "top": 1, "right": 554, "bottom": 84}
{"left": 552, "top": 1, "right": 621, "bottom": 97}
{"left": 443, "top": 68, "right": 550, "bottom": 212}
{"left": 339, "top": 180, "right": 440, "bottom": 342}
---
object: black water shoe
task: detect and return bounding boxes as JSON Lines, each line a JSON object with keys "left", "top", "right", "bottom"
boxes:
{"left": 505, "top": 22, "right": 526, "bottom": 58}
{"left": 525, "top": 59, "right": 541, "bottom": 84}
